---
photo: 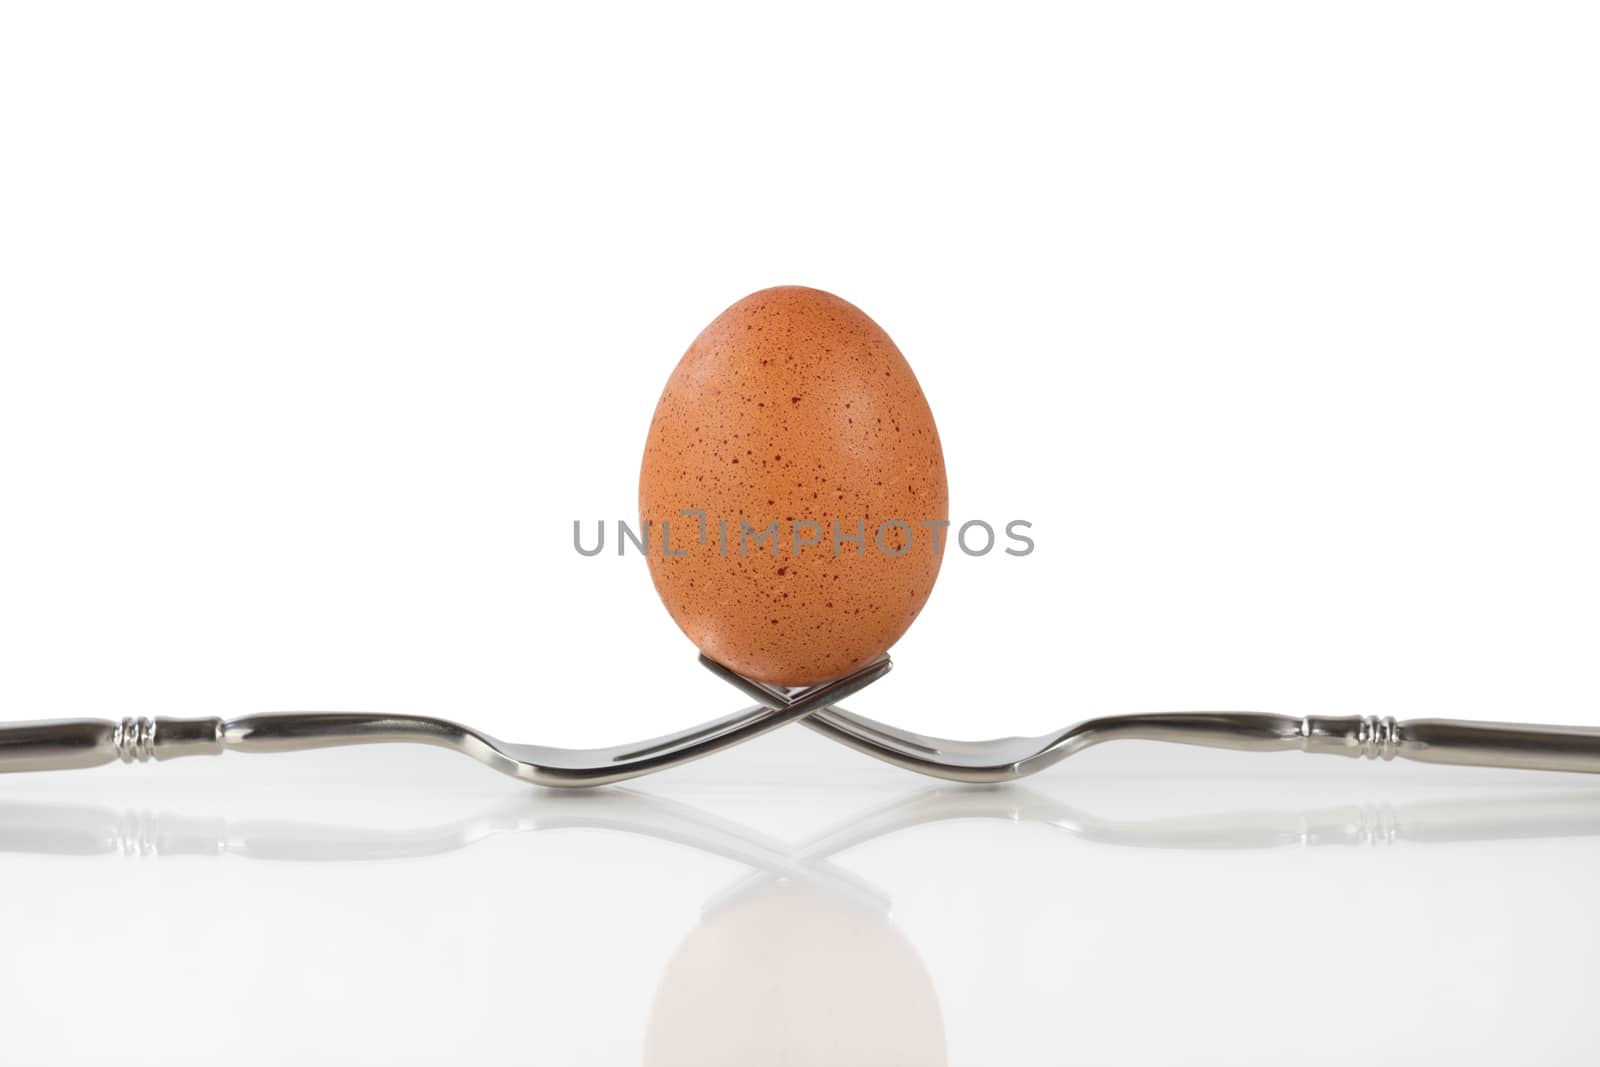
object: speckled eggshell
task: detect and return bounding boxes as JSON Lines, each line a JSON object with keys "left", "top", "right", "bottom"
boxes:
{"left": 639, "top": 286, "right": 948, "bottom": 686}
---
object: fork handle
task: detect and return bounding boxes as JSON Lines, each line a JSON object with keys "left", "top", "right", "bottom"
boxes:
{"left": 1302, "top": 715, "right": 1600, "bottom": 774}
{"left": 0, "top": 717, "right": 225, "bottom": 773}
{"left": 0, "top": 713, "right": 479, "bottom": 774}
{"left": 1089, "top": 713, "right": 1600, "bottom": 774}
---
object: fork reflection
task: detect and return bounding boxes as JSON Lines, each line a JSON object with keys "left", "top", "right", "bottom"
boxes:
{"left": 5, "top": 785, "right": 1600, "bottom": 1066}
{"left": 5, "top": 785, "right": 1600, "bottom": 861}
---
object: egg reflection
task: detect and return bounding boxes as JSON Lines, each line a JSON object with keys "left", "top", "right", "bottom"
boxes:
{"left": 644, "top": 876, "right": 947, "bottom": 1067}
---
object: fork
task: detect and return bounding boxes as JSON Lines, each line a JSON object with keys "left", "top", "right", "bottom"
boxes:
{"left": 699, "top": 656, "right": 1600, "bottom": 781}
{"left": 0, "top": 656, "right": 890, "bottom": 787}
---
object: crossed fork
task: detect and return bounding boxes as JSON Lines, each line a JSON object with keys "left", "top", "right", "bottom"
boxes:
{"left": 4, "top": 653, "right": 1600, "bottom": 784}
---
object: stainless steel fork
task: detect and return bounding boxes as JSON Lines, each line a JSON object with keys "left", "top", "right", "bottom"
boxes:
{"left": 699, "top": 656, "right": 1600, "bottom": 781}
{"left": 0, "top": 657, "right": 891, "bottom": 787}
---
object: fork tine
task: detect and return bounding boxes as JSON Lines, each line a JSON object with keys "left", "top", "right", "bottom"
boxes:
{"left": 592, "top": 655, "right": 894, "bottom": 778}
{"left": 699, "top": 653, "right": 1034, "bottom": 780}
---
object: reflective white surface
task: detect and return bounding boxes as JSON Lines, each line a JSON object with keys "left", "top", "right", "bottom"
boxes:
{"left": 4, "top": 727, "right": 1599, "bottom": 1065}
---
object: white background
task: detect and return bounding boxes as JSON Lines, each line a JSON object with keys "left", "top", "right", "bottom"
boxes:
{"left": 2, "top": 2, "right": 1598, "bottom": 746}
{"left": 3, "top": 8, "right": 1600, "bottom": 1066}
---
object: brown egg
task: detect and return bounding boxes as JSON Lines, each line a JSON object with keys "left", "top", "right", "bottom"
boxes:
{"left": 639, "top": 286, "right": 947, "bottom": 686}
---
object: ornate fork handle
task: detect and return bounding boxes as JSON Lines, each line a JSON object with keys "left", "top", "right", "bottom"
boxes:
{"left": 0, "top": 714, "right": 472, "bottom": 774}
{"left": 1059, "top": 713, "right": 1600, "bottom": 774}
